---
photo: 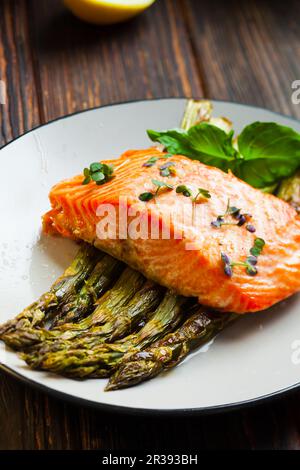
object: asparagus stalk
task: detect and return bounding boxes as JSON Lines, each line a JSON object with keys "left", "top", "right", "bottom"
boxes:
{"left": 181, "top": 99, "right": 232, "bottom": 133}
{"left": 61, "top": 279, "right": 163, "bottom": 345}
{"left": 0, "top": 244, "right": 100, "bottom": 337}
{"left": 20, "top": 280, "right": 163, "bottom": 356}
{"left": 58, "top": 266, "right": 146, "bottom": 331}
{"left": 50, "top": 254, "right": 122, "bottom": 327}
{"left": 181, "top": 99, "right": 213, "bottom": 130}
{"left": 1, "top": 264, "right": 144, "bottom": 350}
{"left": 22, "top": 292, "right": 186, "bottom": 377}
{"left": 106, "top": 308, "right": 235, "bottom": 390}
{"left": 1, "top": 255, "right": 124, "bottom": 350}
{"left": 277, "top": 171, "right": 300, "bottom": 213}
{"left": 108, "top": 281, "right": 163, "bottom": 342}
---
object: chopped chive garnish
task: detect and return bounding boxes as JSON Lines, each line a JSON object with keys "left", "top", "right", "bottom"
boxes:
{"left": 82, "top": 162, "right": 114, "bottom": 185}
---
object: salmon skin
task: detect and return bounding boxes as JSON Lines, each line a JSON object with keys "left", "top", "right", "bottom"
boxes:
{"left": 43, "top": 149, "right": 300, "bottom": 314}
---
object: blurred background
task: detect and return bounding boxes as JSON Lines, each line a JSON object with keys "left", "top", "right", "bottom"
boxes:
{"left": 0, "top": 0, "right": 300, "bottom": 451}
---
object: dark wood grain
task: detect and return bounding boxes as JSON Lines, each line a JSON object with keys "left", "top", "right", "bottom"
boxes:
{"left": 0, "top": 0, "right": 300, "bottom": 451}
{"left": 0, "top": 0, "right": 40, "bottom": 146}
{"left": 27, "top": 0, "right": 203, "bottom": 121}
{"left": 182, "top": 0, "right": 300, "bottom": 118}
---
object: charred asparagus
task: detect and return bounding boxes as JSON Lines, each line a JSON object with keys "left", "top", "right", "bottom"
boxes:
{"left": 50, "top": 254, "right": 122, "bottom": 327}
{"left": 22, "top": 292, "right": 186, "bottom": 377}
{"left": 106, "top": 307, "right": 234, "bottom": 390}
{"left": 0, "top": 244, "right": 100, "bottom": 337}
{"left": 1, "top": 264, "right": 144, "bottom": 350}
{"left": 277, "top": 171, "right": 300, "bottom": 213}
{"left": 18, "top": 280, "right": 163, "bottom": 355}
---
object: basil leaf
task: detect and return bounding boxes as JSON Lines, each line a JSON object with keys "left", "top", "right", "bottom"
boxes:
{"left": 236, "top": 122, "right": 300, "bottom": 188}
{"left": 148, "top": 121, "right": 300, "bottom": 189}
{"left": 148, "top": 123, "right": 238, "bottom": 172}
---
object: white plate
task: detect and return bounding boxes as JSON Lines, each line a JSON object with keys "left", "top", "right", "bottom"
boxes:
{"left": 1, "top": 98, "right": 300, "bottom": 414}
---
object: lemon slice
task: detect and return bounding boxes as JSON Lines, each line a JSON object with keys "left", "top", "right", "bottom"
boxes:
{"left": 64, "top": 0, "right": 156, "bottom": 25}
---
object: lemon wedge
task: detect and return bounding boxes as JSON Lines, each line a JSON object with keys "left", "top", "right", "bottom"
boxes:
{"left": 64, "top": 0, "right": 156, "bottom": 25}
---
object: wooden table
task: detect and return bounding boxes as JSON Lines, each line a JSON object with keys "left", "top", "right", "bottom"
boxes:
{"left": 0, "top": 0, "right": 300, "bottom": 450}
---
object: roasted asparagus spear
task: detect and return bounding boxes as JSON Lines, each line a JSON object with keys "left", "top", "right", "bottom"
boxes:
{"left": 1, "top": 264, "right": 144, "bottom": 350}
{"left": 106, "top": 307, "right": 234, "bottom": 390}
{"left": 22, "top": 292, "right": 186, "bottom": 378}
{"left": 0, "top": 244, "right": 100, "bottom": 337}
{"left": 50, "top": 254, "right": 122, "bottom": 327}
{"left": 17, "top": 280, "right": 163, "bottom": 355}
{"left": 277, "top": 171, "right": 300, "bottom": 213}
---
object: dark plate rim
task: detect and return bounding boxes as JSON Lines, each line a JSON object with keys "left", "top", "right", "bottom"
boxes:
{"left": 1, "top": 97, "right": 300, "bottom": 154}
{"left": 1, "top": 96, "right": 300, "bottom": 416}
{"left": 1, "top": 361, "right": 299, "bottom": 416}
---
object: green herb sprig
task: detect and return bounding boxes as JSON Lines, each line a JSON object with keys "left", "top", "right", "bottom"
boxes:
{"left": 221, "top": 238, "right": 265, "bottom": 277}
{"left": 159, "top": 161, "right": 176, "bottom": 177}
{"left": 211, "top": 199, "right": 252, "bottom": 229}
{"left": 143, "top": 156, "right": 159, "bottom": 167}
{"left": 82, "top": 162, "right": 114, "bottom": 185}
{"left": 193, "top": 188, "right": 211, "bottom": 202}
{"left": 176, "top": 185, "right": 193, "bottom": 197}
{"left": 176, "top": 185, "right": 211, "bottom": 202}
{"left": 139, "top": 179, "right": 174, "bottom": 202}
{"left": 142, "top": 153, "right": 174, "bottom": 168}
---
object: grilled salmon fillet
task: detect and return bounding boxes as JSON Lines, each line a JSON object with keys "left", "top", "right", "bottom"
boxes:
{"left": 43, "top": 148, "right": 300, "bottom": 314}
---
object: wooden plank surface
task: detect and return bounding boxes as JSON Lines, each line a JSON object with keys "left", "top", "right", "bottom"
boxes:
{"left": 27, "top": 0, "right": 203, "bottom": 121}
{"left": 0, "top": 0, "right": 300, "bottom": 450}
{"left": 183, "top": 0, "right": 300, "bottom": 118}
